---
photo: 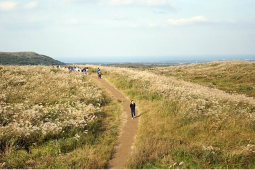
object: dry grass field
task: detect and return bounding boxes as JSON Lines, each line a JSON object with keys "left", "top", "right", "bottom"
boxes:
{"left": 149, "top": 60, "right": 255, "bottom": 97}
{"left": 89, "top": 61, "right": 255, "bottom": 168}
{"left": 0, "top": 65, "right": 121, "bottom": 168}
{"left": 1, "top": 61, "right": 255, "bottom": 169}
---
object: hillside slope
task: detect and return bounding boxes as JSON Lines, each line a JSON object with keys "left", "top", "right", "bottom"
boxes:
{"left": 0, "top": 52, "right": 65, "bottom": 65}
{"left": 149, "top": 61, "right": 255, "bottom": 97}
{"left": 88, "top": 63, "right": 255, "bottom": 169}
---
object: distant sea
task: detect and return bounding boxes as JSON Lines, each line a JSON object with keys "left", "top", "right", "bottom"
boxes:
{"left": 62, "top": 55, "right": 255, "bottom": 65}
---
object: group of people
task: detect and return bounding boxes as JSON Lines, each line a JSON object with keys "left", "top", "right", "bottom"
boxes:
{"left": 55, "top": 65, "right": 102, "bottom": 78}
{"left": 56, "top": 65, "right": 137, "bottom": 120}
{"left": 67, "top": 66, "right": 89, "bottom": 75}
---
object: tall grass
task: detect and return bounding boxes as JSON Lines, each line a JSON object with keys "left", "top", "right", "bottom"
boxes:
{"left": 88, "top": 63, "right": 255, "bottom": 168}
{"left": 149, "top": 60, "right": 255, "bottom": 97}
{"left": 0, "top": 65, "right": 121, "bottom": 168}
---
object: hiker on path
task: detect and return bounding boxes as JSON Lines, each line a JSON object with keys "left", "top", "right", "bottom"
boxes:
{"left": 98, "top": 71, "right": 102, "bottom": 79}
{"left": 97, "top": 68, "right": 100, "bottom": 74}
{"left": 82, "top": 67, "right": 87, "bottom": 75}
{"left": 130, "top": 100, "right": 136, "bottom": 119}
{"left": 86, "top": 67, "right": 89, "bottom": 75}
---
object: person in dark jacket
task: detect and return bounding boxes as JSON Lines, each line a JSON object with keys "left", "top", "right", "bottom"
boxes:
{"left": 130, "top": 100, "right": 136, "bottom": 119}
{"left": 98, "top": 71, "right": 102, "bottom": 79}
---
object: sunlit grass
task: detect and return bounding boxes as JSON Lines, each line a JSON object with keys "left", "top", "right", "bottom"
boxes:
{"left": 149, "top": 60, "right": 255, "bottom": 97}
{"left": 0, "top": 65, "right": 121, "bottom": 168}
{"left": 88, "top": 62, "right": 255, "bottom": 168}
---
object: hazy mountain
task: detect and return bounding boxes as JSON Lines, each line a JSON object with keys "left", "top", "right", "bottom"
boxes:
{"left": 0, "top": 52, "right": 65, "bottom": 65}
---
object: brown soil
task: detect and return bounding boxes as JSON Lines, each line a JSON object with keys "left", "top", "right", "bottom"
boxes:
{"left": 91, "top": 74, "right": 139, "bottom": 169}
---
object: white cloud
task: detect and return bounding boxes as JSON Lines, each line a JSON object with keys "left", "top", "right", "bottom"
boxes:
{"left": 167, "top": 16, "right": 236, "bottom": 26}
{"left": 66, "top": 0, "right": 175, "bottom": 8}
{"left": 0, "top": 1, "right": 38, "bottom": 11}
{"left": 152, "top": 9, "right": 167, "bottom": 14}
{"left": 64, "top": 0, "right": 98, "bottom": 4}
{"left": 149, "top": 23, "right": 157, "bottom": 27}
{"left": 65, "top": 19, "right": 83, "bottom": 25}
{"left": 167, "top": 16, "right": 208, "bottom": 26}
{"left": 24, "top": 1, "right": 38, "bottom": 9}
{"left": 130, "top": 24, "right": 139, "bottom": 28}
{"left": 227, "top": 19, "right": 236, "bottom": 24}
{"left": 129, "top": 23, "right": 160, "bottom": 28}
{"left": 100, "top": 0, "right": 175, "bottom": 8}
{"left": 108, "top": 0, "right": 134, "bottom": 6}
{"left": 112, "top": 14, "right": 128, "bottom": 20}
{"left": 0, "top": 1, "right": 18, "bottom": 11}
{"left": 146, "top": 0, "right": 168, "bottom": 6}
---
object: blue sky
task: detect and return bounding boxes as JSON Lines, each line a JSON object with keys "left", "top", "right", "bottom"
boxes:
{"left": 0, "top": 0, "right": 255, "bottom": 62}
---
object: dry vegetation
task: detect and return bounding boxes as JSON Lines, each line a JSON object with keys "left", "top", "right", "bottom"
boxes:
{"left": 89, "top": 61, "right": 255, "bottom": 168}
{"left": 149, "top": 60, "right": 255, "bottom": 97}
{"left": 0, "top": 65, "right": 121, "bottom": 168}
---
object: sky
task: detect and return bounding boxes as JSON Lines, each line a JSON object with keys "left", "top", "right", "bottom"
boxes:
{"left": 0, "top": 0, "right": 255, "bottom": 62}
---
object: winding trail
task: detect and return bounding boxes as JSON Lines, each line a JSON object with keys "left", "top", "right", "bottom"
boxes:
{"left": 90, "top": 74, "right": 139, "bottom": 169}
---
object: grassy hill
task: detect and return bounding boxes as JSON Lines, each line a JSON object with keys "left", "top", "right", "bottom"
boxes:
{"left": 88, "top": 61, "right": 255, "bottom": 168}
{"left": 0, "top": 52, "right": 65, "bottom": 65}
{"left": 149, "top": 61, "right": 255, "bottom": 97}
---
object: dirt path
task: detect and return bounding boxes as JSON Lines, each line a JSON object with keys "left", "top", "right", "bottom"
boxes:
{"left": 90, "top": 74, "right": 139, "bottom": 169}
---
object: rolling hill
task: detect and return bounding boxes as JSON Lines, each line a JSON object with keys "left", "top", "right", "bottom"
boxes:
{"left": 88, "top": 62, "right": 255, "bottom": 168}
{"left": 0, "top": 52, "right": 65, "bottom": 65}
